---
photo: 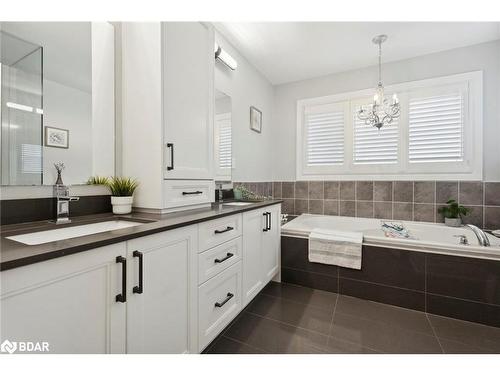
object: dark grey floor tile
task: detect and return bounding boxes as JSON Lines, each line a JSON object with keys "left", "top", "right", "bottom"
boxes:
{"left": 282, "top": 267, "right": 338, "bottom": 293}
{"left": 335, "top": 295, "right": 433, "bottom": 335}
{"left": 224, "top": 312, "right": 329, "bottom": 353}
{"left": 206, "top": 336, "right": 267, "bottom": 354}
{"left": 439, "top": 338, "right": 497, "bottom": 354}
{"left": 330, "top": 312, "right": 442, "bottom": 353}
{"left": 325, "top": 336, "right": 379, "bottom": 353}
{"left": 428, "top": 314, "right": 500, "bottom": 353}
{"left": 246, "top": 294, "right": 334, "bottom": 334}
{"left": 261, "top": 281, "right": 338, "bottom": 311}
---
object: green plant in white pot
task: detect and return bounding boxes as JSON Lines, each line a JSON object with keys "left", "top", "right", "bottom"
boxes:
{"left": 438, "top": 199, "right": 470, "bottom": 227}
{"left": 108, "top": 177, "right": 139, "bottom": 214}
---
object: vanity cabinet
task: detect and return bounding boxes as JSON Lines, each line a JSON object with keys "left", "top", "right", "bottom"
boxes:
{"left": 0, "top": 203, "right": 281, "bottom": 354}
{"left": 122, "top": 22, "right": 215, "bottom": 212}
{"left": 242, "top": 204, "right": 281, "bottom": 306}
{"left": 126, "top": 225, "right": 198, "bottom": 354}
{"left": 0, "top": 243, "right": 127, "bottom": 354}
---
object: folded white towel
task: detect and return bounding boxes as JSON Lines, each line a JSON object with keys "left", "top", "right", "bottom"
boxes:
{"left": 308, "top": 228, "right": 363, "bottom": 270}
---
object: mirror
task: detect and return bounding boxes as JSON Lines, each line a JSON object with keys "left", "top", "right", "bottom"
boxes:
{"left": 214, "top": 89, "right": 232, "bottom": 182}
{"left": 0, "top": 22, "right": 115, "bottom": 186}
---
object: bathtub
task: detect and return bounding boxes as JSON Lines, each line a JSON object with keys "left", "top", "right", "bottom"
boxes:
{"left": 282, "top": 214, "right": 500, "bottom": 261}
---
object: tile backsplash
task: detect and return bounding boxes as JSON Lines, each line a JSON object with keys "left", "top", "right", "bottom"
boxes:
{"left": 234, "top": 181, "right": 500, "bottom": 230}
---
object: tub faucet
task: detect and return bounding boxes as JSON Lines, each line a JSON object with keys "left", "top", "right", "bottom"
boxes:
{"left": 54, "top": 185, "right": 80, "bottom": 224}
{"left": 465, "top": 224, "right": 490, "bottom": 247}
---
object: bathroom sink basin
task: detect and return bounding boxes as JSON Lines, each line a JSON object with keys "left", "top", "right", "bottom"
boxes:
{"left": 6, "top": 220, "right": 145, "bottom": 245}
{"left": 222, "top": 202, "right": 255, "bottom": 207}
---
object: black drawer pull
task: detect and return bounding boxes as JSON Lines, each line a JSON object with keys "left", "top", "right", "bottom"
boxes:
{"left": 214, "top": 226, "right": 234, "bottom": 234}
{"left": 267, "top": 212, "right": 272, "bottom": 231}
{"left": 133, "top": 251, "right": 144, "bottom": 294}
{"left": 182, "top": 191, "right": 203, "bottom": 195}
{"left": 166, "top": 143, "right": 174, "bottom": 171}
{"left": 263, "top": 212, "right": 269, "bottom": 232}
{"left": 214, "top": 252, "right": 234, "bottom": 264}
{"left": 116, "top": 256, "right": 127, "bottom": 303}
{"left": 215, "top": 292, "right": 234, "bottom": 308}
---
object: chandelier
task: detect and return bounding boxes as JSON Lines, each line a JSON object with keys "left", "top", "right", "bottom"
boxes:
{"left": 357, "top": 34, "right": 400, "bottom": 129}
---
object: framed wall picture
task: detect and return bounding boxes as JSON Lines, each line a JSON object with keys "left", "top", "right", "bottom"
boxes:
{"left": 45, "top": 126, "right": 69, "bottom": 149}
{"left": 250, "top": 106, "right": 262, "bottom": 133}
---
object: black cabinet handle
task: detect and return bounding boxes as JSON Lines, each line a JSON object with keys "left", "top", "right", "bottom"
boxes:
{"left": 166, "top": 143, "right": 174, "bottom": 170}
{"left": 182, "top": 191, "right": 203, "bottom": 195}
{"left": 214, "top": 226, "right": 234, "bottom": 234}
{"left": 133, "top": 251, "right": 143, "bottom": 294}
{"left": 214, "top": 252, "right": 234, "bottom": 264}
{"left": 267, "top": 212, "right": 272, "bottom": 231}
{"left": 215, "top": 292, "right": 234, "bottom": 308}
{"left": 263, "top": 212, "right": 269, "bottom": 232}
{"left": 116, "top": 256, "right": 127, "bottom": 303}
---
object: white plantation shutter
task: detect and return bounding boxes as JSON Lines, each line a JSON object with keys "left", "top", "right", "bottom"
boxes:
{"left": 353, "top": 111, "right": 398, "bottom": 164}
{"left": 305, "top": 104, "right": 345, "bottom": 167}
{"left": 409, "top": 92, "right": 464, "bottom": 163}
{"left": 21, "top": 143, "right": 42, "bottom": 174}
{"left": 218, "top": 120, "right": 232, "bottom": 169}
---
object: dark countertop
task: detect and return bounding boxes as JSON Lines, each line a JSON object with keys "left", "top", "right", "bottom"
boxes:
{"left": 0, "top": 200, "right": 282, "bottom": 271}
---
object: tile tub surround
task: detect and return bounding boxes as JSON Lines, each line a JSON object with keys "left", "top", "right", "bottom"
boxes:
{"left": 0, "top": 195, "right": 113, "bottom": 225}
{"left": 204, "top": 281, "right": 500, "bottom": 354}
{"left": 235, "top": 181, "right": 500, "bottom": 230}
{"left": 281, "top": 236, "right": 500, "bottom": 328}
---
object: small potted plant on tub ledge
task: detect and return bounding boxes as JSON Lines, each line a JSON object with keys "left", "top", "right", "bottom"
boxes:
{"left": 108, "top": 177, "right": 139, "bottom": 215}
{"left": 438, "top": 199, "right": 470, "bottom": 227}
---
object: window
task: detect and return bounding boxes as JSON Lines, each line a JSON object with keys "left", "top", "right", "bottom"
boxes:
{"left": 296, "top": 71, "right": 482, "bottom": 180}
{"left": 214, "top": 112, "right": 232, "bottom": 180}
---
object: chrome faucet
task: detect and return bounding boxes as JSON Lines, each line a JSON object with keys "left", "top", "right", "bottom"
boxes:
{"left": 217, "top": 182, "right": 224, "bottom": 203}
{"left": 465, "top": 224, "right": 490, "bottom": 247}
{"left": 54, "top": 185, "right": 80, "bottom": 224}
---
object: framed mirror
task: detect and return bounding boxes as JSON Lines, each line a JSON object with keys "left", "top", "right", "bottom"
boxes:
{"left": 0, "top": 22, "right": 115, "bottom": 186}
{"left": 214, "top": 89, "right": 232, "bottom": 182}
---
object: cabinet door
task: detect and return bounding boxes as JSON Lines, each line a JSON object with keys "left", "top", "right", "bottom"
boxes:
{"left": 0, "top": 243, "right": 127, "bottom": 354}
{"left": 163, "top": 22, "right": 214, "bottom": 180}
{"left": 262, "top": 204, "right": 281, "bottom": 283}
{"left": 126, "top": 226, "right": 198, "bottom": 354}
{"left": 242, "top": 208, "right": 266, "bottom": 306}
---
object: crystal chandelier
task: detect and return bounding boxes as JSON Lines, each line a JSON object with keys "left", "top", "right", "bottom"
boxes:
{"left": 357, "top": 34, "right": 400, "bottom": 129}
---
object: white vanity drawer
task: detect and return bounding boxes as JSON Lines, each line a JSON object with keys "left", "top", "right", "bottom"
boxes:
{"left": 163, "top": 179, "right": 214, "bottom": 209}
{"left": 198, "top": 237, "right": 242, "bottom": 285}
{"left": 198, "top": 214, "right": 242, "bottom": 252}
{"left": 198, "top": 261, "right": 242, "bottom": 351}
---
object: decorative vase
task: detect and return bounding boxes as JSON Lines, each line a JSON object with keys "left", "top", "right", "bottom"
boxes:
{"left": 111, "top": 196, "right": 134, "bottom": 214}
{"left": 444, "top": 217, "right": 462, "bottom": 227}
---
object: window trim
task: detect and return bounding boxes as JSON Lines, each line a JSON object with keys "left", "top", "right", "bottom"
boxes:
{"left": 296, "top": 71, "right": 483, "bottom": 181}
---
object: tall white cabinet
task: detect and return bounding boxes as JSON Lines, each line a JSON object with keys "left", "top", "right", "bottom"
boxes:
{"left": 122, "top": 22, "right": 215, "bottom": 212}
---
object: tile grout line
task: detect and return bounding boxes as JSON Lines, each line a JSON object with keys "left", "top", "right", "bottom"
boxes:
{"left": 219, "top": 334, "right": 272, "bottom": 354}
{"left": 425, "top": 313, "right": 445, "bottom": 354}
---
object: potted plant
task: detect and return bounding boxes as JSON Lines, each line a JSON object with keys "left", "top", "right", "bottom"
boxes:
{"left": 438, "top": 199, "right": 470, "bottom": 227}
{"left": 107, "top": 177, "right": 139, "bottom": 214}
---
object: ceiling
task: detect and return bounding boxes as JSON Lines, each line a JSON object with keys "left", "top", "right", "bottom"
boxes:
{"left": 214, "top": 22, "right": 500, "bottom": 85}
{"left": 1, "top": 22, "right": 92, "bottom": 93}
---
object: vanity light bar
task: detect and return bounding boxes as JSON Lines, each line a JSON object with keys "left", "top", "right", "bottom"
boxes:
{"left": 6, "top": 102, "right": 43, "bottom": 114}
{"left": 214, "top": 43, "right": 237, "bottom": 71}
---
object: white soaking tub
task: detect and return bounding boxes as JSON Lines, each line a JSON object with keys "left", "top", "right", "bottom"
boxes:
{"left": 281, "top": 214, "right": 500, "bottom": 261}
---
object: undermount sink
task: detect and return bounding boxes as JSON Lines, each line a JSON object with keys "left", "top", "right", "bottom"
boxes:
{"left": 222, "top": 202, "right": 255, "bottom": 207}
{"left": 6, "top": 220, "right": 145, "bottom": 245}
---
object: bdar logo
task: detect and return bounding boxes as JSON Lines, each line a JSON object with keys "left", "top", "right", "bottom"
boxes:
{"left": 1, "top": 340, "right": 17, "bottom": 354}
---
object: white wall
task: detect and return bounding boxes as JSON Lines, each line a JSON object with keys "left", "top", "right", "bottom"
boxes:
{"left": 43, "top": 79, "right": 92, "bottom": 185}
{"left": 272, "top": 40, "right": 500, "bottom": 181}
{"left": 214, "top": 31, "right": 275, "bottom": 182}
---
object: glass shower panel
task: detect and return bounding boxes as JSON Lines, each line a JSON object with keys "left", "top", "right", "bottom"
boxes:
{"left": 1, "top": 31, "right": 43, "bottom": 185}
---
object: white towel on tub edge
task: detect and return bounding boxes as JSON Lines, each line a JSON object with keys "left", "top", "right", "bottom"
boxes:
{"left": 308, "top": 228, "right": 363, "bottom": 270}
